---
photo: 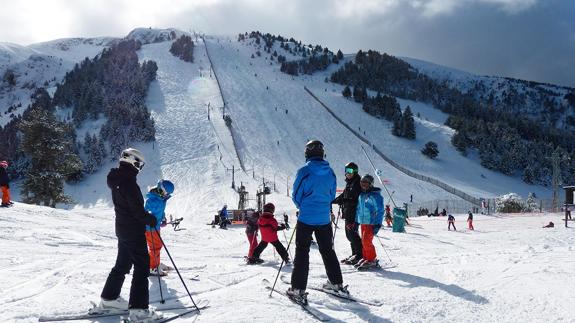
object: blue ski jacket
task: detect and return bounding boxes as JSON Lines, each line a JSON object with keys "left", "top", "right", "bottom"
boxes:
{"left": 292, "top": 157, "right": 337, "bottom": 225}
{"left": 145, "top": 191, "right": 169, "bottom": 231}
{"left": 356, "top": 187, "right": 384, "bottom": 225}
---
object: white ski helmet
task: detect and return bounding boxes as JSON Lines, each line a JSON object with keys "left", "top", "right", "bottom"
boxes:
{"left": 119, "top": 148, "right": 146, "bottom": 172}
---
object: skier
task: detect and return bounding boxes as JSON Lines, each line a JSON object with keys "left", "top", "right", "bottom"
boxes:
{"left": 354, "top": 174, "right": 384, "bottom": 270}
{"left": 543, "top": 221, "right": 555, "bottom": 228}
{"left": 384, "top": 205, "right": 393, "bottom": 227}
{"left": 249, "top": 203, "right": 290, "bottom": 264}
{"left": 467, "top": 211, "right": 474, "bottom": 231}
{"left": 331, "top": 162, "right": 362, "bottom": 265}
{"left": 245, "top": 210, "right": 261, "bottom": 262}
{"left": 448, "top": 214, "right": 456, "bottom": 231}
{"left": 145, "top": 180, "right": 175, "bottom": 277}
{"left": 96, "top": 148, "right": 162, "bottom": 321}
{"left": 287, "top": 140, "right": 347, "bottom": 304}
{"left": 219, "top": 204, "right": 229, "bottom": 229}
{"left": 0, "top": 161, "right": 12, "bottom": 207}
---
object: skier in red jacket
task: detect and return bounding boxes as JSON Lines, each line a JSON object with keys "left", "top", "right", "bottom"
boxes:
{"left": 247, "top": 203, "right": 290, "bottom": 264}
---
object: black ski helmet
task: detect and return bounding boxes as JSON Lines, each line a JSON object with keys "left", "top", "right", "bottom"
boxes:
{"left": 360, "top": 174, "right": 374, "bottom": 187}
{"left": 305, "top": 140, "right": 324, "bottom": 159}
{"left": 345, "top": 162, "right": 358, "bottom": 174}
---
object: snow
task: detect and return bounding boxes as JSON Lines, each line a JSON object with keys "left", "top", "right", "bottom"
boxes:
{"left": 2, "top": 31, "right": 572, "bottom": 323}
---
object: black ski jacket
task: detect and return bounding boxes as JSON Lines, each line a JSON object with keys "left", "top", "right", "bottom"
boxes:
{"left": 332, "top": 173, "right": 362, "bottom": 223}
{"left": 0, "top": 167, "right": 9, "bottom": 187}
{"left": 107, "top": 162, "right": 155, "bottom": 239}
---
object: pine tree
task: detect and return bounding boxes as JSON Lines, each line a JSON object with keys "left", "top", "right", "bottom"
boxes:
{"left": 421, "top": 141, "right": 439, "bottom": 159}
{"left": 342, "top": 86, "right": 351, "bottom": 98}
{"left": 20, "top": 107, "right": 83, "bottom": 207}
{"left": 392, "top": 112, "right": 403, "bottom": 136}
{"left": 402, "top": 106, "right": 416, "bottom": 139}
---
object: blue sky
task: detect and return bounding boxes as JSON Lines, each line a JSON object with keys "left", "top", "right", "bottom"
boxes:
{"left": 0, "top": 0, "right": 573, "bottom": 86}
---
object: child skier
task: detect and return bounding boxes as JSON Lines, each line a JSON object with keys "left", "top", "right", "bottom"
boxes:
{"left": 248, "top": 203, "right": 290, "bottom": 264}
{"left": 145, "top": 180, "right": 175, "bottom": 276}
{"left": 467, "top": 211, "right": 474, "bottom": 230}
{"left": 384, "top": 205, "right": 392, "bottom": 227}
{"left": 0, "top": 161, "right": 12, "bottom": 207}
{"left": 355, "top": 174, "right": 384, "bottom": 270}
{"left": 448, "top": 214, "right": 456, "bottom": 231}
{"left": 245, "top": 210, "right": 261, "bottom": 263}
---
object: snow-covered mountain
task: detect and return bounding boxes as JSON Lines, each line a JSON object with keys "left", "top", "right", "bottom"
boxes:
{"left": 2, "top": 28, "right": 573, "bottom": 322}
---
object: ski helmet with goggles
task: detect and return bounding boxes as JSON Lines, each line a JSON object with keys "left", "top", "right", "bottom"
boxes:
{"left": 0, "top": 161, "right": 8, "bottom": 168}
{"left": 344, "top": 162, "right": 358, "bottom": 174}
{"left": 119, "top": 148, "right": 145, "bottom": 172}
{"left": 360, "top": 174, "right": 374, "bottom": 187}
{"left": 157, "top": 180, "right": 175, "bottom": 197}
{"left": 305, "top": 140, "right": 324, "bottom": 160}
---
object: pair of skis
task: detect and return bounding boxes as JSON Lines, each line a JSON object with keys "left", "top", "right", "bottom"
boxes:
{"left": 263, "top": 275, "right": 383, "bottom": 322}
{"left": 38, "top": 300, "right": 209, "bottom": 322}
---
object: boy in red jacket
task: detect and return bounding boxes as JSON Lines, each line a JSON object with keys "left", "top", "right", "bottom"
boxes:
{"left": 248, "top": 203, "right": 290, "bottom": 264}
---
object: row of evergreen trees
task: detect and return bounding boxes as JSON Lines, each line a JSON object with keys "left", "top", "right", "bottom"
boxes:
{"left": 169, "top": 35, "right": 194, "bottom": 62}
{"left": 343, "top": 86, "right": 416, "bottom": 140}
{"left": 330, "top": 49, "right": 575, "bottom": 185}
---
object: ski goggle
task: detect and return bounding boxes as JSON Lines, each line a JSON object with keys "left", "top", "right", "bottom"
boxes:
{"left": 345, "top": 167, "right": 356, "bottom": 174}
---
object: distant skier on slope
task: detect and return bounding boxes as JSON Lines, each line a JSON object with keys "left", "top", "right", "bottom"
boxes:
{"left": 355, "top": 174, "right": 384, "bottom": 270}
{"left": 219, "top": 204, "right": 229, "bottom": 229}
{"left": 145, "top": 180, "right": 175, "bottom": 277}
{"left": 385, "top": 205, "right": 393, "bottom": 227}
{"left": 249, "top": 203, "right": 290, "bottom": 264}
{"left": 96, "top": 148, "right": 162, "bottom": 321}
{"left": 287, "top": 140, "right": 348, "bottom": 304}
{"left": 467, "top": 211, "right": 474, "bottom": 231}
{"left": 0, "top": 161, "right": 13, "bottom": 207}
{"left": 448, "top": 214, "right": 456, "bottom": 231}
{"left": 331, "top": 162, "right": 363, "bottom": 265}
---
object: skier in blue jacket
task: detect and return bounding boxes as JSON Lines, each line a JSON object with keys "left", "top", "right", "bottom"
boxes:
{"left": 145, "top": 180, "right": 175, "bottom": 276}
{"left": 354, "top": 174, "right": 384, "bottom": 270}
{"left": 287, "top": 140, "right": 347, "bottom": 305}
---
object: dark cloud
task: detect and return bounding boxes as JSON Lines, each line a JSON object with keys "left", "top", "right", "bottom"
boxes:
{"left": 1, "top": 0, "right": 573, "bottom": 86}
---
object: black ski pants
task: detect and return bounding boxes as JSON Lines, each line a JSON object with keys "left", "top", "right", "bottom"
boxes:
{"left": 345, "top": 220, "right": 362, "bottom": 259}
{"left": 101, "top": 236, "right": 150, "bottom": 309}
{"left": 252, "top": 240, "right": 290, "bottom": 262}
{"left": 448, "top": 222, "right": 456, "bottom": 231}
{"left": 291, "top": 221, "right": 343, "bottom": 290}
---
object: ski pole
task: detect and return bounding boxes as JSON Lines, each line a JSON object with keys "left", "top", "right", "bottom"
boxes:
{"left": 270, "top": 222, "right": 297, "bottom": 297}
{"left": 150, "top": 229, "right": 165, "bottom": 304}
{"left": 156, "top": 232, "right": 201, "bottom": 313}
{"left": 375, "top": 234, "right": 393, "bottom": 263}
{"left": 361, "top": 146, "right": 397, "bottom": 208}
{"left": 282, "top": 229, "right": 292, "bottom": 260}
{"left": 332, "top": 205, "right": 341, "bottom": 245}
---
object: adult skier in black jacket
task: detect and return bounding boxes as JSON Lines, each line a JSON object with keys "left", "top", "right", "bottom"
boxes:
{"left": 96, "top": 148, "right": 161, "bottom": 321}
{"left": 332, "top": 162, "right": 362, "bottom": 265}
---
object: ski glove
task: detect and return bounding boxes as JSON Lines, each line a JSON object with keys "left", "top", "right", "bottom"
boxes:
{"left": 345, "top": 222, "right": 356, "bottom": 231}
{"left": 373, "top": 224, "right": 382, "bottom": 235}
{"left": 276, "top": 223, "right": 286, "bottom": 231}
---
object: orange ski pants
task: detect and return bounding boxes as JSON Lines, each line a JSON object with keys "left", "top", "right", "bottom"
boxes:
{"left": 360, "top": 224, "right": 376, "bottom": 261}
{"left": 1, "top": 186, "right": 10, "bottom": 204}
{"left": 145, "top": 230, "right": 162, "bottom": 269}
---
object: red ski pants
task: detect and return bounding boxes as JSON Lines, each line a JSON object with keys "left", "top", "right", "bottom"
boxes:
{"left": 360, "top": 224, "right": 376, "bottom": 261}
{"left": 468, "top": 220, "right": 474, "bottom": 230}
{"left": 145, "top": 230, "right": 162, "bottom": 269}
{"left": 1, "top": 186, "right": 10, "bottom": 204}
{"left": 246, "top": 232, "right": 259, "bottom": 258}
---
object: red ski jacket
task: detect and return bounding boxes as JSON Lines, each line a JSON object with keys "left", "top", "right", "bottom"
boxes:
{"left": 258, "top": 212, "right": 284, "bottom": 242}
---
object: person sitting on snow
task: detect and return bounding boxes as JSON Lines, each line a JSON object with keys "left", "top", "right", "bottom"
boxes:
{"left": 248, "top": 203, "right": 290, "bottom": 264}
{"left": 543, "top": 221, "right": 554, "bottom": 228}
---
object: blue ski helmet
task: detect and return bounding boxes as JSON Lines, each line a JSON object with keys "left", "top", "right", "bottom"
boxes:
{"left": 158, "top": 180, "right": 175, "bottom": 195}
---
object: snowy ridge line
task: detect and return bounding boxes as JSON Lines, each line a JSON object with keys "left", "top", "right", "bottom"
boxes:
{"left": 203, "top": 37, "right": 246, "bottom": 172}
{"left": 303, "top": 86, "right": 481, "bottom": 206}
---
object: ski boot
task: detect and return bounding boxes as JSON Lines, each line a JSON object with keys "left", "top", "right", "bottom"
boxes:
{"left": 286, "top": 288, "right": 308, "bottom": 305}
{"left": 322, "top": 280, "right": 350, "bottom": 296}
{"left": 128, "top": 308, "right": 162, "bottom": 322}
{"left": 89, "top": 296, "right": 128, "bottom": 314}
{"left": 344, "top": 255, "right": 361, "bottom": 265}
{"left": 357, "top": 259, "right": 380, "bottom": 271}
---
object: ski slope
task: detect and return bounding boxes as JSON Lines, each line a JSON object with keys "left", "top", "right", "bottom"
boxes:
{"left": 1, "top": 29, "right": 571, "bottom": 323}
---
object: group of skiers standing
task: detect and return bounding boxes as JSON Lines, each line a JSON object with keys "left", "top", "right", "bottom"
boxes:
{"left": 241, "top": 140, "right": 385, "bottom": 304}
